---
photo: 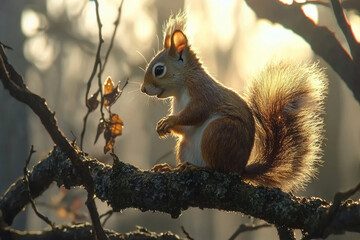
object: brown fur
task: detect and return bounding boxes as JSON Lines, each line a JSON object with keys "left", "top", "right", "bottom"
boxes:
{"left": 141, "top": 12, "right": 327, "bottom": 192}
{"left": 202, "top": 117, "right": 253, "bottom": 174}
{"left": 244, "top": 62, "right": 327, "bottom": 192}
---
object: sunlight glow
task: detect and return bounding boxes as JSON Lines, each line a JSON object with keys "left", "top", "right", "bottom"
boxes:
{"left": 302, "top": 4, "right": 319, "bottom": 24}
{"left": 24, "top": 34, "right": 58, "bottom": 70}
{"left": 64, "top": 0, "right": 86, "bottom": 18}
{"left": 208, "top": 0, "right": 236, "bottom": 51}
{"left": 349, "top": 13, "right": 360, "bottom": 42}
{"left": 21, "top": 9, "right": 41, "bottom": 37}
{"left": 241, "top": 20, "right": 313, "bottom": 77}
{"left": 279, "top": 0, "right": 293, "bottom": 4}
{"left": 186, "top": 0, "right": 314, "bottom": 92}
{"left": 279, "top": 0, "right": 318, "bottom": 24}
{"left": 46, "top": 0, "right": 66, "bottom": 19}
{"left": 134, "top": 14, "right": 155, "bottom": 46}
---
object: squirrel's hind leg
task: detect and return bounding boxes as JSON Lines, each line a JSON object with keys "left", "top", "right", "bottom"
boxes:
{"left": 201, "top": 117, "right": 254, "bottom": 174}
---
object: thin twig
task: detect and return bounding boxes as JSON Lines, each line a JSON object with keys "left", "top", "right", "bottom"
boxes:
{"left": 181, "top": 226, "right": 194, "bottom": 240}
{"left": 84, "top": 34, "right": 103, "bottom": 110}
{"left": 81, "top": 0, "right": 106, "bottom": 149}
{"left": 23, "top": 146, "right": 55, "bottom": 229}
{"left": 102, "top": 0, "right": 124, "bottom": 72}
{"left": 80, "top": 110, "right": 91, "bottom": 149}
{"left": 94, "top": 0, "right": 105, "bottom": 122}
{"left": 0, "top": 41, "right": 13, "bottom": 50}
{"left": 331, "top": 0, "right": 360, "bottom": 62}
{"left": 84, "top": 1, "right": 109, "bottom": 239}
{"left": 100, "top": 210, "right": 114, "bottom": 227}
{"left": 228, "top": 223, "right": 271, "bottom": 240}
{"left": 85, "top": 192, "right": 109, "bottom": 240}
{"left": 98, "top": 63, "right": 105, "bottom": 120}
{"left": 334, "top": 181, "right": 360, "bottom": 201}
{"left": 309, "top": 181, "right": 360, "bottom": 239}
{"left": 119, "top": 77, "right": 129, "bottom": 97}
{"left": 1, "top": 223, "right": 184, "bottom": 239}
{"left": 80, "top": 0, "right": 125, "bottom": 150}
{"left": 328, "top": 181, "right": 360, "bottom": 225}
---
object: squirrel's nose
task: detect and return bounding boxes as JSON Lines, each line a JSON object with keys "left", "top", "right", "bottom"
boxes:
{"left": 140, "top": 84, "right": 146, "bottom": 93}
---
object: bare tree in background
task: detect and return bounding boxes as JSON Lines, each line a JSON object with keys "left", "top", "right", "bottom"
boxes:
{"left": 0, "top": 0, "right": 360, "bottom": 239}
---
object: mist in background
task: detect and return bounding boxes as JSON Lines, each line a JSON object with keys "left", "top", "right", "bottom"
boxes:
{"left": 1, "top": 0, "right": 359, "bottom": 239}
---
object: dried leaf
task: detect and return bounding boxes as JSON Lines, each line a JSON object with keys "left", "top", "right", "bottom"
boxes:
{"left": 104, "top": 81, "right": 122, "bottom": 107}
{"left": 102, "top": 113, "right": 124, "bottom": 154}
{"left": 103, "top": 76, "right": 114, "bottom": 95}
{"left": 94, "top": 119, "right": 106, "bottom": 144}
{"left": 104, "top": 127, "right": 112, "bottom": 142}
{"left": 103, "top": 76, "right": 114, "bottom": 106}
{"left": 109, "top": 113, "right": 123, "bottom": 137}
{"left": 87, "top": 92, "right": 99, "bottom": 111}
{"left": 110, "top": 113, "right": 124, "bottom": 125}
{"left": 104, "top": 138, "right": 115, "bottom": 154}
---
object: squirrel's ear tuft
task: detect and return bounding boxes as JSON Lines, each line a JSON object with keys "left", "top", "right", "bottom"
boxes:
{"left": 163, "top": 11, "right": 187, "bottom": 50}
{"left": 169, "top": 30, "right": 187, "bottom": 57}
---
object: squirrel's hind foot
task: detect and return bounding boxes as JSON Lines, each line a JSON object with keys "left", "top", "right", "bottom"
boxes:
{"left": 151, "top": 162, "right": 207, "bottom": 173}
{"left": 151, "top": 163, "right": 174, "bottom": 173}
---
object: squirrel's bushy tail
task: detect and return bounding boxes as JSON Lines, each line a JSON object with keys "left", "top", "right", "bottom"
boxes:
{"left": 243, "top": 62, "right": 327, "bottom": 192}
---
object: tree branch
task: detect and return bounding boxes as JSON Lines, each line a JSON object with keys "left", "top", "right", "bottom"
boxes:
{"left": 330, "top": 0, "right": 360, "bottom": 63}
{"left": 342, "top": 0, "right": 360, "bottom": 13}
{"left": 1, "top": 4, "right": 360, "bottom": 239}
{"left": 0, "top": 44, "right": 107, "bottom": 239}
{"left": 0, "top": 224, "right": 184, "bottom": 240}
{"left": 1, "top": 147, "right": 359, "bottom": 239}
{"left": 228, "top": 223, "right": 271, "bottom": 240}
{"left": 276, "top": 225, "right": 295, "bottom": 240}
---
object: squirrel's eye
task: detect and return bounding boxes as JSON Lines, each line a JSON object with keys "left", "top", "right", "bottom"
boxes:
{"left": 152, "top": 63, "right": 166, "bottom": 78}
{"left": 155, "top": 66, "right": 164, "bottom": 76}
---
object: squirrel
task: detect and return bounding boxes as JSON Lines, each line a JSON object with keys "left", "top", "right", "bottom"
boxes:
{"left": 140, "top": 12, "right": 327, "bottom": 192}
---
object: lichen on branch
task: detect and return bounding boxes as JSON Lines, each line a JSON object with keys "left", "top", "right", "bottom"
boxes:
{"left": 1, "top": 147, "right": 359, "bottom": 239}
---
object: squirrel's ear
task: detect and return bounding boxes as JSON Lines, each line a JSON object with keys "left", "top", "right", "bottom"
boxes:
{"left": 164, "top": 35, "right": 171, "bottom": 49}
{"left": 169, "top": 30, "right": 187, "bottom": 57}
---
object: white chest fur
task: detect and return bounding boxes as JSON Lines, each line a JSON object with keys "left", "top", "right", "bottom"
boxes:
{"left": 171, "top": 89, "right": 191, "bottom": 115}
{"left": 171, "top": 90, "right": 221, "bottom": 167}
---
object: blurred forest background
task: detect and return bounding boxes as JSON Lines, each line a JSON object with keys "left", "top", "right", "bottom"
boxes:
{"left": 1, "top": 0, "right": 360, "bottom": 239}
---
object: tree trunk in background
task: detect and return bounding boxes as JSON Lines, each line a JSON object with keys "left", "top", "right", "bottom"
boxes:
{"left": 0, "top": 0, "right": 28, "bottom": 230}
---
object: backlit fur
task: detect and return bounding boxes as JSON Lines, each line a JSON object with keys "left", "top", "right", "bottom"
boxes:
{"left": 244, "top": 62, "right": 327, "bottom": 192}
{"left": 141, "top": 11, "right": 328, "bottom": 192}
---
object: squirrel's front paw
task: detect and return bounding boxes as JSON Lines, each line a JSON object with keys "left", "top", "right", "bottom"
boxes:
{"left": 156, "top": 116, "right": 177, "bottom": 137}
